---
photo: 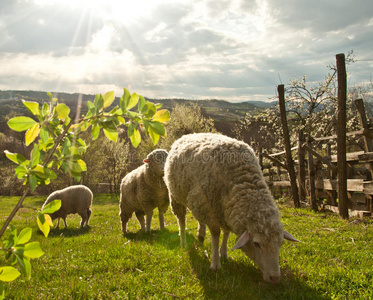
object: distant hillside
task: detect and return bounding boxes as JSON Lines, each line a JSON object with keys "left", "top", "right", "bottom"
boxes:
{"left": 0, "top": 90, "right": 264, "bottom": 136}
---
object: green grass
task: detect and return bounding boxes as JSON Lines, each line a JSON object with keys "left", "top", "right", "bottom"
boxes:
{"left": 1, "top": 195, "right": 373, "bottom": 299}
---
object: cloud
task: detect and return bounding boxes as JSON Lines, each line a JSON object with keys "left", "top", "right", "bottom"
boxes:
{"left": 0, "top": 0, "right": 372, "bottom": 101}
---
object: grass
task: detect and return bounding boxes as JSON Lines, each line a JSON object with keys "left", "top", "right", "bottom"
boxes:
{"left": 1, "top": 194, "right": 373, "bottom": 299}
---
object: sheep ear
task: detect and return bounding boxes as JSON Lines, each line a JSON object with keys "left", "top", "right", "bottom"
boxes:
{"left": 283, "top": 230, "right": 301, "bottom": 242}
{"left": 143, "top": 158, "right": 150, "bottom": 163}
{"left": 231, "top": 230, "right": 251, "bottom": 250}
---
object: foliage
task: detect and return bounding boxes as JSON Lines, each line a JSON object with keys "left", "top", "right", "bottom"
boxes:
{"left": 1, "top": 195, "right": 372, "bottom": 299}
{"left": 0, "top": 88, "right": 169, "bottom": 296}
{"left": 157, "top": 103, "right": 216, "bottom": 150}
{"left": 235, "top": 54, "right": 369, "bottom": 155}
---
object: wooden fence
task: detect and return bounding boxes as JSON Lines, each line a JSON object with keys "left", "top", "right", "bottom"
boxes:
{"left": 261, "top": 54, "right": 373, "bottom": 218}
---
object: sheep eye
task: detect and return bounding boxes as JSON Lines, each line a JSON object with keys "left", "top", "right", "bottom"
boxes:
{"left": 253, "top": 242, "right": 261, "bottom": 248}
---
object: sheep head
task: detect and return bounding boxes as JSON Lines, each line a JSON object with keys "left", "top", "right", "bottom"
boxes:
{"left": 231, "top": 230, "right": 300, "bottom": 284}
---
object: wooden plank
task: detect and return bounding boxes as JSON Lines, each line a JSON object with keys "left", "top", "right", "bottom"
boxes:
{"left": 324, "top": 205, "right": 371, "bottom": 217}
{"left": 315, "top": 179, "right": 364, "bottom": 192}
{"left": 272, "top": 181, "right": 291, "bottom": 187}
{"left": 364, "top": 181, "right": 373, "bottom": 194}
{"left": 359, "top": 152, "right": 373, "bottom": 163}
{"left": 325, "top": 151, "right": 365, "bottom": 163}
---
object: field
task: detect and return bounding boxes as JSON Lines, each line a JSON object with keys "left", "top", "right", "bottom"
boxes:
{"left": 1, "top": 194, "right": 373, "bottom": 299}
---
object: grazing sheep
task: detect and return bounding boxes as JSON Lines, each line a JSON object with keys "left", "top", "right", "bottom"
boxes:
{"left": 164, "top": 133, "right": 299, "bottom": 284}
{"left": 119, "top": 149, "right": 169, "bottom": 234}
{"left": 42, "top": 185, "right": 93, "bottom": 229}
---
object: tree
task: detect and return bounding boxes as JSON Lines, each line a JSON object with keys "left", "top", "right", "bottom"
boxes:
{"left": 0, "top": 88, "right": 169, "bottom": 298}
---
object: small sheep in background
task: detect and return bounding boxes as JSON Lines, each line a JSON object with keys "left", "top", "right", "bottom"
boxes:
{"left": 119, "top": 149, "right": 169, "bottom": 234}
{"left": 164, "top": 133, "right": 299, "bottom": 284}
{"left": 42, "top": 185, "right": 93, "bottom": 229}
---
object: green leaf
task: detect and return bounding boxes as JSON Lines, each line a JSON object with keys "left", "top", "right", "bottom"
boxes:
{"left": 23, "top": 242, "right": 44, "bottom": 259}
{"left": 94, "top": 94, "right": 104, "bottom": 112}
{"left": 91, "top": 124, "right": 100, "bottom": 140}
{"left": 22, "top": 100, "right": 40, "bottom": 116}
{"left": 8, "top": 117, "right": 37, "bottom": 132}
{"left": 152, "top": 109, "right": 170, "bottom": 123}
{"left": 149, "top": 121, "right": 166, "bottom": 136}
{"left": 25, "top": 123, "right": 40, "bottom": 146}
{"left": 103, "top": 128, "right": 118, "bottom": 142}
{"left": 37, "top": 213, "right": 52, "bottom": 237}
{"left": 30, "top": 144, "right": 40, "bottom": 168}
{"left": 148, "top": 127, "right": 160, "bottom": 145}
{"left": 0, "top": 267, "right": 21, "bottom": 282}
{"left": 76, "top": 159, "right": 87, "bottom": 172}
{"left": 103, "top": 91, "right": 115, "bottom": 108}
{"left": 138, "top": 95, "right": 146, "bottom": 112}
{"left": 42, "top": 102, "right": 50, "bottom": 116}
{"left": 120, "top": 88, "right": 131, "bottom": 111}
{"left": 4, "top": 151, "right": 26, "bottom": 165}
{"left": 130, "top": 128, "right": 141, "bottom": 148}
{"left": 15, "top": 165, "right": 28, "bottom": 179}
{"left": 56, "top": 103, "right": 70, "bottom": 119}
{"left": 41, "top": 200, "right": 61, "bottom": 214}
{"left": 14, "top": 253, "right": 31, "bottom": 279}
{"left": 29, "top": 173, "right": 38, "bottom": 192}
{"left": 126, "top": 93, "right": 139, "bottom": 110}
{"left": 18, "top": 228, "right": 32, "bottom": 245}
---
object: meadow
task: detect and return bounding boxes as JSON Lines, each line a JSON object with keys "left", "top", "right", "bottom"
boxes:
{"left": 1, "top": 194, "right": 373, "bottom": 299}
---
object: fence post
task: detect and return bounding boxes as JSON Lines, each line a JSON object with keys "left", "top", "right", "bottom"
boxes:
{"left": 336, "top": 53, "right": 349, "bottom": 219}
{"left": 355, "top": 98, "right": 373, "bottom": 211}
{"left": 297, "top": 130, "right": 306, "bottom": 203}
{"left": 307, "top": 137, "right": 318, "bottom": 211}
{"left": 278, "top": 84, "right": 300, "bottom": 207}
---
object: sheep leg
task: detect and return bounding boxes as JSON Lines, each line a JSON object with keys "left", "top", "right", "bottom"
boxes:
{"left": 209, "top": 226, "right": 221, "bottom": 270}
{"left": 120, "top": 212, "right": 132, "bottom": 234}
{"left": 145, "top": 211, "right": 153, "bottom": 232}
{"left": 86, "top": 208, "right": 92, "bottom": 226}
{"left": 171, "top": 201, "right": 187, "bottom": 248}
{"left": 56, "top": 218, "right": 60, "bottom": 229}
{"left": 135, "top": 211, "right": 146, "bottom": 232}
{"left": 197, "top": 222, "right": 206, "bottom": 243}
{"left": 158, "top": 208, "right": 165, "bottom": 230}
{"left": 63, "top": 218, "right": 68, "bottom": 228}
{"left": 220, "top": 231, "right": 230, "bottom": 260}
{"left": 79, "top": 211, "right": 88, "bottom": 228}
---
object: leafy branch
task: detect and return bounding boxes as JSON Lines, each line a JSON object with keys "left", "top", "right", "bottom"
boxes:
{"left": 0, "top": 88, "right": 170, "bottom": 297}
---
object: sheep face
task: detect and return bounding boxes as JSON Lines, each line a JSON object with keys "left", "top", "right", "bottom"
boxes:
{"left": 144, "top": 149, "right": 168, "bottom": 176}
{"left": 239, "top": 233, "right": 283, "bottom": 284}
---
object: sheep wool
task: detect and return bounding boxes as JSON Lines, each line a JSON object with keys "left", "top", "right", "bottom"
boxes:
{"left": 42, "top": 185, "right": 93, "bottom": 229}
{"left": 164, "top": 133, "right": 298, "bottom": 284}
{"left": 119, "top": 149, "right": 169, "bottom": 234}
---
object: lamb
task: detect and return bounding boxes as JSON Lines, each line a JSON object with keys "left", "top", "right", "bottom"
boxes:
{"left": 42, "top": 185, "right": 93, "bottom": 228}
{"left": 119, "top": 149, "right": 169, "bottom": 234}
{"left": 164, "top": 133, "right": 299, "bottom": 284}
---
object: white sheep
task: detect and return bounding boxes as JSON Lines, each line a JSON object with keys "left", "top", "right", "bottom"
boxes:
{"left": 42, "top": 185, "right": 93, "bottom": 228}
{"left": 164, "top": 133, "right": 299, "bottom": 284}
{"left": 119, "top": 149, "right": 169, "bottom": 234}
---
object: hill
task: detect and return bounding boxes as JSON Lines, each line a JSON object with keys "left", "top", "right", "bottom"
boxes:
{"left": 0, "top": 90, "right": 263, "bottom": 136}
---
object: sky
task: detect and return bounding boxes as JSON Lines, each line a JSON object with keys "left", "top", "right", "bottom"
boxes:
{"left": 0, "top": 0, "right": 373, "bottom": 102}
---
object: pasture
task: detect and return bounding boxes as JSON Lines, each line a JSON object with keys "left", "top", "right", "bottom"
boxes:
{"left": 1, "top": 194, "right": 373, "bottom": 299}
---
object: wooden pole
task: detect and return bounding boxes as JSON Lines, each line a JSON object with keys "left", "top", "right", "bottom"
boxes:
{"left": 297, "top": 130, "right": 306, "bottom": 203}
{"left": 355, "top": 98, "right": 373, "bottom": 211}
{"left": 307, "top": 138, "right": 318, "bottom": 211}
{"left": 336, "top": 53, "right": 349, "bottom": 219}
{"left": 278, "top": 84, "right": 300, "bottom": 207}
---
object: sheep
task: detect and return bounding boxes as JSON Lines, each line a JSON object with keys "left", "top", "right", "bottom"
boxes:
{"left": 119, "top": 149, "right": 169, "bottom": 234}
{"left": 164, "top": 133, "right": 299, "bottom": 284}
{"left": 42, "top": 185, "right": 93, "bottom": 229}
